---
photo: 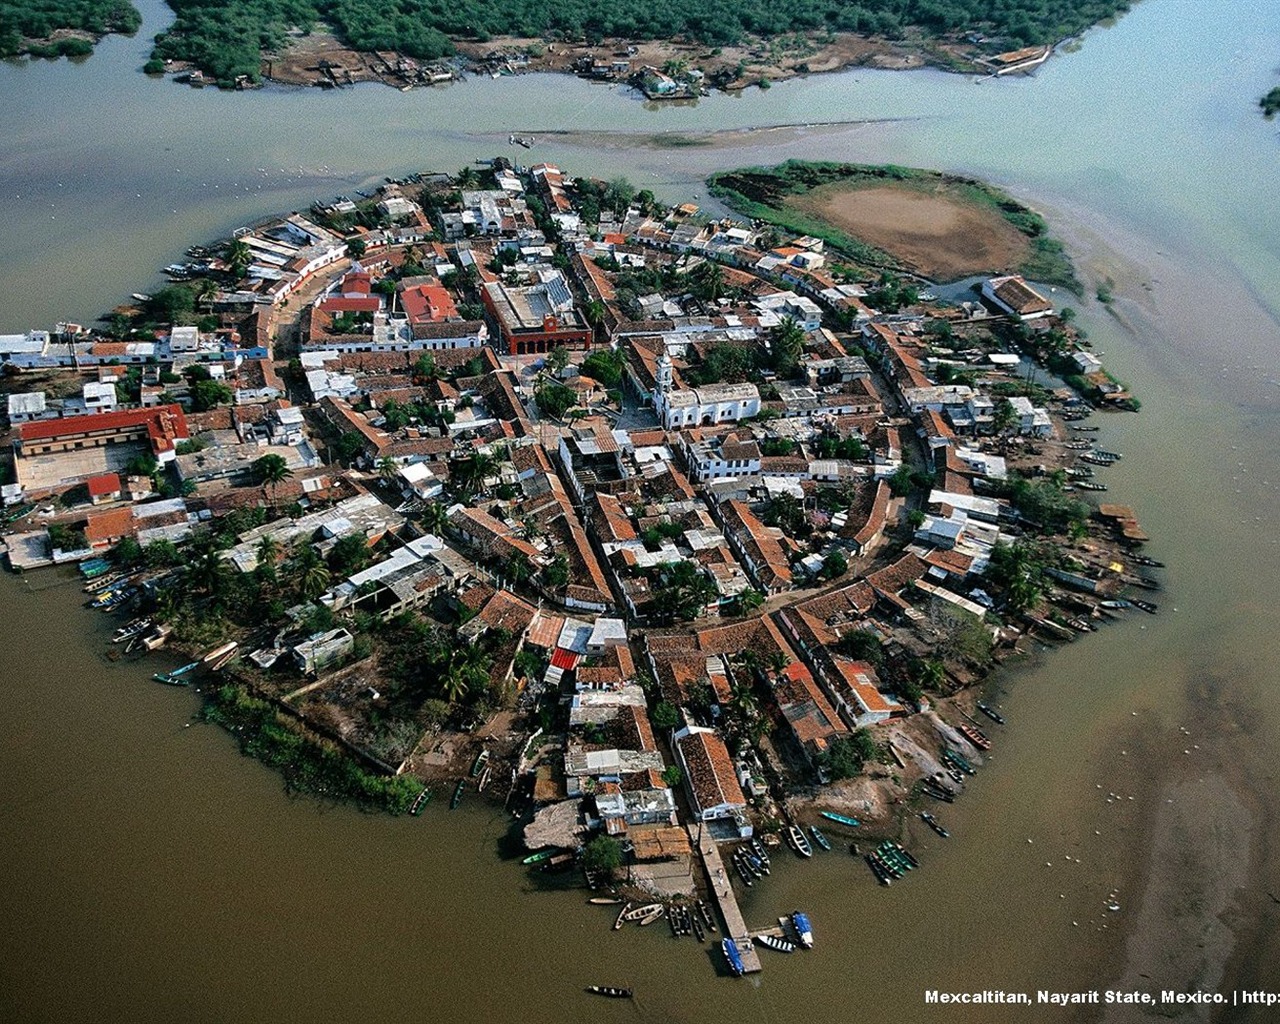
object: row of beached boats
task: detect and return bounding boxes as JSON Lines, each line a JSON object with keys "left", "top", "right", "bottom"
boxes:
{"left": 865, "top": 840, "right": 918, "bottom": 885}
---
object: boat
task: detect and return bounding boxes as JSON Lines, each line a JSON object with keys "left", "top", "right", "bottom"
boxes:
{"left": 1077, "top": 481, "right": 1108, "bottom": 492}
{"left": 697, "top": 899, "right": 716, "bottom": 932}
{"left": 1130, "top": 554, "right": 1165, "bottom": 568}
{"left": 1131, "top": 598, "right": 1158, "bottom": 614}
{"left": 637, "top": 908, "right": 664, "bottom": 926}
{"left": 1095, "top": 448, "right": 1123, "bottom": 460}
{"left": 476, "top": 764, "right": 492, "bottom": 792}
{"left": 790, "top": 910, "right": 814, "bottom": 949}
{"left": 470, "top": 748, "right": 490, "bottom": 776}
{"left": 691, "top": 914, "right": 705, "bottom": 943}
{"left": 1100, "top": 599, "right": 1132, "bottom": 610}
{"left": 1079, "top": 453, "right": 1114, "bottom": 466}
{"left": 787, "top": 825, "right": 813, "bottom": 858}
{"left": 892, "top": 843, "right": 920, "bottom": 869}
{"left": 130, "top": 292, "right": 152, "bottom": 303}
{"left": 613, "top": 903, "right": 633, "bottom": 930}
{"left": 588, "top": 896, "right": 622, "bottom": 905}
{"left": 141, "top": 624, "right": 172, "bottom": 650}
{"left": 732, "top": 854, "right": 754, "bottom": 887}
{"left": 521, "top": 849, "right": 556, "bottom": 865}
{"left": 450, "top": 779, "right": 465, "bottom": 809}
{"left": 202, "top": 640, "right": 238, "bottom": 664}
{"left": 809, "top": 825, "right": 832, "bottom": 851}
{"left": 408, "top": 787, "right": 432, "bottom": 815}
{"left": 722, "top": 937, "right": 745, "bottom": 977}
{"left": 755, "top": 934, "right": 796, "bottom": 953}
{"left": 153, "top": 660, "right": 199, "bottom": 685}
{"left": 865, "top": 853, "right": 892, "bottom": 885}
{"left": 584, "top": 986, "right": 632, "bottom": 999}
{"left": 750, "top": 837, "right": 771, "bottom": 866}
{"left": 921, "top": 812, "right": 950, "bottom": 838}
{"left": 623, "top": 903, "right": 662, "bottom": 922}
{"left": 820, "top": 811, "right": 861, "bottom": 828}
{"left": 112, "top": 617, "right": 152, "bottom": 644}
{"left": 942, "top": 749, "right": 976, "bottom": 775}
{"left": 956, "top": 723, "right": 991, "bottom": 750}
{"left": 1069, "top": 424, "right": 1099, "bottom": 432}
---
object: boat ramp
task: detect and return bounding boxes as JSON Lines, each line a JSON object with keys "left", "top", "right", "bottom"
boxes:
{"left": 688, "top": 825, "right": 762, "bottom": 974}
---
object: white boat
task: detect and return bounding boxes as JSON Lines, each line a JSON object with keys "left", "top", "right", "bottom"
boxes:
{"left": 622, "top": 902, "right": 662, "bottom": 922}
{"left": 788, "top": 825, "right": 813, "bottom": 858}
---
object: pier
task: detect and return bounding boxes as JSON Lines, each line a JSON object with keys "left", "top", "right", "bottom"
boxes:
{"left": 688, "top": 825, "right": 763, "bottom": 974}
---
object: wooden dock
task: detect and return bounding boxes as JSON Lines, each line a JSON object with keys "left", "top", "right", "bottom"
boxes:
{"left": 688, "top": 825, "right": 763, "bottom": 974}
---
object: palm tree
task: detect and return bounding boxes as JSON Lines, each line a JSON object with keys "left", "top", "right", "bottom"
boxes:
{"left": 421, "top": 501, "right": 449, "bottom": 536}
{"left": 253, "top": 453, "right": 292, "bottom": 508}
{"left": 695, "top": 259, "right": 725, "bottom": 302}
{"left": 769, "top": 316, "right": 805, "bottom": 377}
{"left": 224, "top": 239, "right": 252, "bottom": 280}
{"left": 735, "top": 588, "right": 764, "bottom": 615}
{"left": 377, "top": 455, "right": 399, "bottom": 484}
{"left": 298, "top": 560, "right": 332, "bottom": 601}
{"left": 457, "top": 165, "right": 478, "bottom": 189}
{"left": 255, "top": 535, "right": 280, "bottom": 583}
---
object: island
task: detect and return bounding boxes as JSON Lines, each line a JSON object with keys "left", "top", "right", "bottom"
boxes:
{"left": 5, "top": 0, "right": 1133, "bottom": 91}
{"left": 0, "top": 158, "right": 1156, "bottom": 976}
{"left": 0, "top": 0, "right": 140, "bottom": 59}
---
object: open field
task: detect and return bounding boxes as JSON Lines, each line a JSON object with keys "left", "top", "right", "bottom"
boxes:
{"left": 791, "top": 182, "right": 1032, "bottom": 281}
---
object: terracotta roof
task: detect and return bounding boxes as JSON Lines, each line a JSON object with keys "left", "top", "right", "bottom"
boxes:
{"left": 84, "top": 507, "right": 135, "bottom": 544}
{"left": 678, "top": 730, "right": 745, "bottom": 813}
{"left": 86, "top": 472, "right": 121, "bottom": 497}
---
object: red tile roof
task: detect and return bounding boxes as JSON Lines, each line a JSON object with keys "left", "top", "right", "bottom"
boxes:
{"left": 86, "top": 472, "right": 122, "bottom": 497}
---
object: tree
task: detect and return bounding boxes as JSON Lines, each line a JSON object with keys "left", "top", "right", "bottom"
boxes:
{"left": 377, "top": 455, "right": 399, "bottom": 483}
{"left": 542, "top": 554, "right": 569, "bottom": 590}
{"left": 253, "top": 453, "right": 292, "bottom": 507}
{"left": 693, "top": 259, "right": 725, "bottom": 302}
{"left": 224, "top": 239, "right": 252, "bottom": 280}
{"left": 255, "top": 535, "right": 280, "bottom": 580}
{"left": 189, "top": 378, "right": 232, "bottom": 412}
{"left": 821, "top": 550, "right": 848, "bottom": 580}
{"left": 346, "top": 238, "right": 366, "bottom": 258}
{"left": 421, "top": 501, "right": 449, "bottom": 536}
{"left": 534, "top": 379, "right": 575, "bottom": 420}
{"left": 769, "top": 316, "right": 805, "bottom": 377}
{"left": 651, "top": 701, "right": 679, "bottom": 730}
{"left": 335, "top": 432, "right": 365, "bottom": 466}
{"left": 546, "top": 344, "right": 571, "bottom": 374}
{"left": 604, "top": 177, "right": 635, "bottom": 215}
{"left": 735, "top": 588, "right": 764, "bottom": 614}
{"left": 581, "top": 834, "right": 623, "bottom": 875}
{"left": 992, "top": 397, "right": 1017, "bottom": 435}
{"left": 662, "top": 764, "right": 683, "bottom": 787}
{"left": 412, "top": 352, "right": 437, "bottom": 382}
{"left": 822, "top": 730, "right": 878, "bottom": 780}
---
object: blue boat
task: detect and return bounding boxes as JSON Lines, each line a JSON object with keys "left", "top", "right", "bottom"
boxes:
{"left": 790, "top": 911, "right": 814, "bottom": 949}
{"left": 153, "top": 661, "right": 200, "bottom": 685}
{"left": 721, "top": 937, "right": 745, "bottom": 977}
{"left": 820, "top": 811, "right": 861, "bottom": 828}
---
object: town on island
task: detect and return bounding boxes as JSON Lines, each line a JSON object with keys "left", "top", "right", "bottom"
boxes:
{"left": 0, "top": 158, "right": 1158, "bottom": 982}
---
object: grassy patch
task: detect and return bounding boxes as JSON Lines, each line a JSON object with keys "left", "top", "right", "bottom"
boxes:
{"left": 201, "top": 682, "right": 423, "bottom": 813}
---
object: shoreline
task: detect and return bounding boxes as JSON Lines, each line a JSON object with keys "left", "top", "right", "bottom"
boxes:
{"left": 165, "top": 28, "right": 1063, "bottom": 95}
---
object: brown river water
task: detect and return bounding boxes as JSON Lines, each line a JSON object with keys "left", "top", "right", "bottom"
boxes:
{"left": 2, "top": 1, "right": 1279, "bottom": 1021}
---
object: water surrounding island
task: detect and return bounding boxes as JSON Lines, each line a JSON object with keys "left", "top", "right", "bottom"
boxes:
{"left": 2, "top": 1, "right": 1279, "bottom": 1021}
